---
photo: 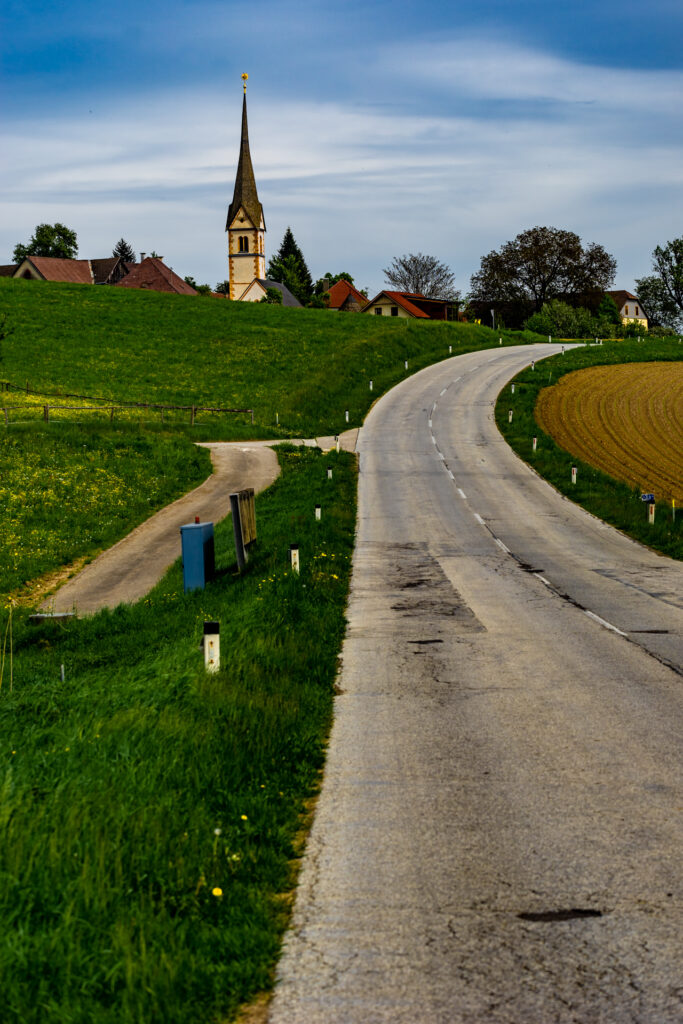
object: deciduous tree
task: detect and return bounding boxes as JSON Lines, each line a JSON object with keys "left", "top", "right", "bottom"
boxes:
{"left": 13, "top": 222, "right": 78, "bottom": 262}
{"left": 635, "top": 238, "right": 683, "bottom": 329}
{"left": 382, "top": 253, "right": 458, "bottom": 300}
{"left": 469, "top": 227, "right": 616, "bottom": 326}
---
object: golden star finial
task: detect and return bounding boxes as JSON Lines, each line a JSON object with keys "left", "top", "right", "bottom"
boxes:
{"left": 241, "top": 73, "right": 248, "bottom": 93}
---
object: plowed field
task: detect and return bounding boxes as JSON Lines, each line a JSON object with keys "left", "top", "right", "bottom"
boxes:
{"left": 535, "top": 362, "right": 683, "bottom": 503}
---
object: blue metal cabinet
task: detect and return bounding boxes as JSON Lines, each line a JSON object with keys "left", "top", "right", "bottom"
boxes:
{"left": 180, "top": 522, "right": 215, "bottom": 592}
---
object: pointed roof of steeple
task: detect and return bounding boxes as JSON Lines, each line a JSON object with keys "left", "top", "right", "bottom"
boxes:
{"left": 226, "top": 91, "right": 265, "bottom": 231}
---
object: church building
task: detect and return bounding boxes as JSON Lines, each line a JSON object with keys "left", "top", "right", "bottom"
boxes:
{"left": 226, "top": 74, "right": 266, "bottom": 300}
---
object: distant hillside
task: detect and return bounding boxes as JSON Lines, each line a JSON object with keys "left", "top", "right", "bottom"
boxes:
{"left": 0, "top": 279, "right": 540, "bottom": 437}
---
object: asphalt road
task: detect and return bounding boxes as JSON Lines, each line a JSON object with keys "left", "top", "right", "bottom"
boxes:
{"left": 268, "top": 344, "right": 683, "bottom": 1023}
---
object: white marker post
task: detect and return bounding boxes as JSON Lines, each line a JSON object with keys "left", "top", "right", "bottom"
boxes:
{"left": 315, "top": 504, "right": 321, "bottom": 521}
{"left": 290, "top": 544, "right": 300, "bottom": 574}
{"left": 404, "top": 360, "right": 408, "bottom": 370}
{"left": 369, "top": 379, "right": 373, "bottom": 391}
{"left": 531, "top": 360, "right": 535, "bottom": 370}
{"left": 532, "top": 436, "right": 537, "bottom": 451}
{"left": 571, "top": 466, "right": 577, "bottom": 484}
{"left": 549, "top": 335, "right": 552, "bottom": 344}
{"left": 335, "top": 435, "right": 340, "bottom": 453}
{"left": 203, "top": 621, "right": 220, "bottom": 674}
{"left": 345, "top": 409, "right": 349, "bottom": 423}
{"left": 327, "top": 467, "right": 333, "bottom": 480}
{"left": 648, "top": 503, "right": 656, "bottom": 525}
{"left": 276, "top": 412, "right": 279, "bottom": 425}
{"left": 511, "top": 383, "right": 515, "bottom": 394}
{"left": 449, "top": 345, "right": 452, "bottom": 354}
{"left": 561, "top": 345, "right": 565, "bottom": 354}
{"left": 508, "top": 409, "right": 513, "bottom": 423}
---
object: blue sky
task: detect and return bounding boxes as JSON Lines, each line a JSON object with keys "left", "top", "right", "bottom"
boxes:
{"left": 2, "top": 0, "right": 682, "bottom": 297}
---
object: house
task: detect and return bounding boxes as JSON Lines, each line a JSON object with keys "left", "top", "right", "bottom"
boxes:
{"left": 606, "top": 290, "right": 648, "bottom": 330}
{"left": 238, "top": 278, "right": 301, "bottom": 306}
{"left": 13, "top": 256, "right": 95, "bottom": 284}
{"left": 325, "top": 279, "right": 367, "bottom": 311}
{"left": 11, "top": 255, "right": 131, "bottom": 286}
{"left": 115, "top": 257, "right": 197, "bottom": 295}
{"left": 362, "top": 290, "right": 458, "bottom": 321}
{"left": 0, "top": 265, "right": 17, "bottom": 277}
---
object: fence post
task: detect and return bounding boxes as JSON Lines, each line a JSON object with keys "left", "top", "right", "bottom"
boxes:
{"left": 2, "top": 408, "right": 7, "bottom": 426}
{"left": 44, "top": 405, "right": 49, "bottom": 422}
{"left": 190, "top": 405, "right": 196, "bottom": 426}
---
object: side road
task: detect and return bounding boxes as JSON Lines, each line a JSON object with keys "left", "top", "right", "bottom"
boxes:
{"left": 40, "top": 431, "right": 358, "bottom": 616}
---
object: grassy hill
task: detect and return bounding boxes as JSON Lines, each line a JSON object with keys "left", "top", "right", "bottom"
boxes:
{"left": 0, "top": 278, "right": 540, "bottom": 438}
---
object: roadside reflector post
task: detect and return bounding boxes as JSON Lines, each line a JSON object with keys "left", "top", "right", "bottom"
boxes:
{"left": 203, "top": 621, "right": 220, "bottom": 673}
{"left": 648, "top": 503, "right": 656, "bottom": 525}
{"left": 548, "top": 335, "right": 552, "bottom": 343}
{"left": 276, "top": 412, "right": 279, "bottom": 425}
{"left": 369, "top": 379, "right": 373, "bottom": 391}
{"left": 532, "top": 436, "right": 537, "bottom": 451}
{"left": 561, "top": 345, "right": 565, "bottom": 354}
{"left": 511, "top": 383, "right": 515, "bottom": 394}
{"left": 531, "top": 360, "right": 535, "bottom": 370}
{"left": 327, "top": 467, "right": 332, "bottom": 480}
{"left": 571, "top": 466, "right": 577, "bottom": 485}
{"left": 508, "top": 409, "right": 513, "bottom": 423}
{"left": 315, "top": 504, "right": 321, "bottom": 521}
{"left": 404, "top": 360, "right": 408, "bottom": 370}
{"left": 499, "top": 337, "right": 502, "bottom": 345}
{"left": 60, "top": 664, "right": 65, "bottom": 683}
{"left": 290, "top": 544, "right": 300, "bottom": 574}
{"left": 449, "top": 344, "right": 452, "bottom": 353}
{"left": 335, "top": 435, "right": 340, "bottom": 453}
{"left": 345, "top": 409, "right": 349, "bottom": 423}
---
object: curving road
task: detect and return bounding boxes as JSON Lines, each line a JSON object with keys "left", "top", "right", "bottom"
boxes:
{"left": 269, "top": 344, "right": 683, "bottom": 1023}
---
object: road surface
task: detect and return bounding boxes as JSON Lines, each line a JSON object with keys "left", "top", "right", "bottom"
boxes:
{"left": 269, "top": 344, "right": 682, "bottom": 1023}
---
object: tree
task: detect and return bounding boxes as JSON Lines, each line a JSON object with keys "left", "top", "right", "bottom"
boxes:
{"left": 260, "top": 287, "right": 283, "bottom": 305}
{"left": 635, "top": 238, "right": 683, "bottom": 329}
{"left": 267, "top": 228, "right": 313, "bottom": 303}
{"left": 13, "top": 222, "right": 78, "bottom": 263}
{"left": 469, "top": 227, "right": 617, "bottom": 327}
{"left": 267, "top": 253, "right": 309, "bottom": 305}
{"left": 113, "top": 238, "right": 136, "bottom": 262}
{"left": 313, "top": 271, "right": 354, "bottom": 296}
{"left": 524, "top": 299, "right": 614, "bottom": 339}
{"left": 383, "top": 253, "right": 458, "bottom": 300}
{"left": 214, "top": 280, "right": 230, "bottom": 295}
{"left": 634, "top": 275, "right": 681, "bottom": 329}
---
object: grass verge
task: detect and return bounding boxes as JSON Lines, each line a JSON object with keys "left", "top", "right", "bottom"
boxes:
{"left": 0, "top": 444, "right": 355, "bottom": 1023}
{"left": 495, "top": 338, "right": 682, "bottom": 559}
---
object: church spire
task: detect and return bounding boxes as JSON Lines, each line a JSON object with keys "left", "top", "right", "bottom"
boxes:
{"left": 226, "top": 77, "right": 265, "bottom": 232}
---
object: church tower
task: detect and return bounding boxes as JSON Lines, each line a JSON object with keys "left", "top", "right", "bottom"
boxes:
{"left": 226, "top": 74, "right": 266, "bottom": 300}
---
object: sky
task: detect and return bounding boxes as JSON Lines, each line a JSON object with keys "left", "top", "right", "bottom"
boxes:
{"left": 2, "top": 0, "right": 682, "bottom": 298}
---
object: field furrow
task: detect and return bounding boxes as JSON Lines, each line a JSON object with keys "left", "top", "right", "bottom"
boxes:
{"left": 535, "top": 362, "right": 683, "bottom": 503}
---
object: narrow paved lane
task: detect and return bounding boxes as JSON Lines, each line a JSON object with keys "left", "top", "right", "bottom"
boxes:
{"left": 269, "top": 344, "right": 682, "bottom": 1023}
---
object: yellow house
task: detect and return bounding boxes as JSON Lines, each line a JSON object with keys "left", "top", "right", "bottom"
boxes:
{"left": 606, "top": 290, "right": 648, "bottom": 330}
{"left": 226, "top": 75, "right": 266, "bottom": 300}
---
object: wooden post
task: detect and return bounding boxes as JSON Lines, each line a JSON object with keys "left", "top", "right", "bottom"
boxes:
{"left": 2, "top": 408, "right": 7, "bottom": 426}
{"left": 44, "top": 405, "right": 49, "bottom": 422}
{"left": 160, "top": 407, "right": 164, "bottom": 423}
{"left": 110, "top": 407, "right": 115, "bottom": 422}
{"left": 190, "top": 405, "right": 196, "bottom": 426}
{"left": 230, "top": 492, "right": 247, "bottom": 570}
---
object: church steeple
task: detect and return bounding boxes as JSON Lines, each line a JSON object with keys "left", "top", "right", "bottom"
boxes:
{"left": 226, "top": 74, "right": 266, "bottom": 300}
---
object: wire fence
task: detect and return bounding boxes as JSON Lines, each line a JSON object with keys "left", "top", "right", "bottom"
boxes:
{"left": 0, "top": 380, "right": 254, "bottom": 425}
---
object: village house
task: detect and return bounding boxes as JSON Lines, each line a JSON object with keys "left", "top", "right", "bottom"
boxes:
{"left": 238, "top": 278, "right": 301, "bottom": 306}
{"left": 606, "top": 290, "right": 648, "bottom": 330}
{"left": 362, "top": 290, "right": 459, "bottom": 321}
{"left": 325, "top": 278, "right": 367, "bottom": 311}
{"left": 115, "top": 256, "right": 197, "bottom": 295}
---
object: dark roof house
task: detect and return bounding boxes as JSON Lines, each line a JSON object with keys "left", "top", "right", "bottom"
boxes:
{"left": 115, "top": 257, "right": 197, "bottom": 295}
{"left": 238, "top": 278, "right": 301, "bottom": 306}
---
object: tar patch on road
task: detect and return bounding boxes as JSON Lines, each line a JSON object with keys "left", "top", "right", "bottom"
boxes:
{"left": 386, "top": 542, "right": 485, "bottom": 633}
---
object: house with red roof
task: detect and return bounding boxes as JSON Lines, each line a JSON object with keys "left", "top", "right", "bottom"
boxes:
{"left": 605, "top": 290, "right": 648, "bottom": 330}
{"left": 325, "top": 278, "right": 367, "bottom": 312}
{"left": 13, "top": 256, "right": 95, "bottom": 284}
{"left": 114, "top": 257, "right": 197, "bottom": 296}
{"left": 362, "top": 290, "right": 458, "bottom": 321}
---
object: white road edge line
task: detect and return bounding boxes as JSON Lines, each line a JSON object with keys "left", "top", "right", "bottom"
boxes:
{"left": 453, "top": 376, "right": 462, "bottom": 383}
{"left": 457, "top": 488, "right": 466, "bottom": 499}
{"left": 428, "top": 419, "right": 432, "bottom": 428}
{"left": 495, "top": 538, "right": 510, "bottom": 554}
{"left": 584, "top": 610, "right": 628, "bottom": 637}
{"left": 536, "top": 574, "right": 551, "bottom": 586}
{"left": 438, "top": 452, "right": 445, "bottom": 461}
{"left": 440, "top": 387, "right": 447, "bottom": 396}
{"left": 474, "top": 513, "right": 485, "bottom": 525}
{"left": 447, "top": 469, "right": 455, "bottom": 480}
{"left": 431, "top": 436, "right": 437, "bottom": 445}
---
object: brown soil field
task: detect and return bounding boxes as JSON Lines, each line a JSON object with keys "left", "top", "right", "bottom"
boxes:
{"left": 535, "top": 362, "right": 683, "bottom": 504}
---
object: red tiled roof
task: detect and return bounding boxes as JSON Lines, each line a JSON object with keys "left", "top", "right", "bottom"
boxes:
{"left": 606, "top": 289, "right": 638, "bottom": 307}
{"left": 326, "top": 279, "right": 367, "bottom": 309}
{"left": 363, "top": 290, "right": 430, "bottom": 318}
{"left": 21, "top": 257, "right": 93, "bottom": 284}
{"left": 115, "top": 257, "right": 197, "bottom": 296}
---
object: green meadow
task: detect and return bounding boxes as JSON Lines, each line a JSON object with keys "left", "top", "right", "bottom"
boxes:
{"left": 1, "top": 277, "right": 541, "bottom": 439}
{"left": 495, "top": 337, "right": 683, "bottom": 560}
{"left": 1, "top": 446, "right": 355, "bottom": 1023}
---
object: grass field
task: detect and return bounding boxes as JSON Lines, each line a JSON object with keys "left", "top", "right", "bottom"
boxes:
{"left": 536, "top": 362, "right": 683, "bottom": 504}
{"left": 0, "top": 445, "right": 355, "bottom": 1023}
{"left": 0, "top": 277, "right": 542, "bottom": 440}
{"left": 496, "top": 338, "right": 683, "bottom": 559}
